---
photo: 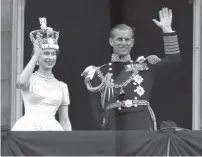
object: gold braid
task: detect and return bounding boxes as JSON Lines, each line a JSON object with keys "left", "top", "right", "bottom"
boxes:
{"left": 84, "top": 72, "right": 112, "bottom": 92}
{"left": 85, "top": 72, "right": 112, "bottom": 108}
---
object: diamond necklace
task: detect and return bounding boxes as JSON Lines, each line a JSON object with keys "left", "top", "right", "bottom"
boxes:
{"left": 35, "top": 71, "right": 54, "bottom": 81}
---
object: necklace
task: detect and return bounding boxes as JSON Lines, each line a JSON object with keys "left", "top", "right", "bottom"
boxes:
{"left": 35, "top": 71, "right": 54, "bottom": 81}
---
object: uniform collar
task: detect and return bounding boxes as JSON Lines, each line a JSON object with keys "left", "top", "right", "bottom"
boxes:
{"left": 111, "top": 54, "right": 131, "bottom": 62}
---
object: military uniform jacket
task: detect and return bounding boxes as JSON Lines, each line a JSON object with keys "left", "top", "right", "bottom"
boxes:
{"left": 87, "top": 32, "right": 181, "bottom": 127}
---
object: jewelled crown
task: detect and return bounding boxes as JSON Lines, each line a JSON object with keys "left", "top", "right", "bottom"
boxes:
{"left": 30, "top": 17, "right": 59, "bottom": 50}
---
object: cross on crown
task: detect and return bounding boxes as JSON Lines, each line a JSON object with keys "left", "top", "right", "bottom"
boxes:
{"left": 30, "top": 17, "right": 59, "bottom": 50}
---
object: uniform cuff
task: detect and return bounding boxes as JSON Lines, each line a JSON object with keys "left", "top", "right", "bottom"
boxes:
{"left": 163, "top": 33, "right": 180, "bottom": 54}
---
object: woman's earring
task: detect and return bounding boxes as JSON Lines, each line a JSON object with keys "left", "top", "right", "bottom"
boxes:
{"left": 36, "top": 61, "right": 39, "bottom": 65}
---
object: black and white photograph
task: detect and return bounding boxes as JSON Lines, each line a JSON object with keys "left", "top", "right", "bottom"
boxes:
{"left": 1, "top": 0, "right": 202, "bottom": 156}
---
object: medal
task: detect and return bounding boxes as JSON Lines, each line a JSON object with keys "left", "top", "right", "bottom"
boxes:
{"left": 120, "top": 87, "right": 125, "bottom": 94}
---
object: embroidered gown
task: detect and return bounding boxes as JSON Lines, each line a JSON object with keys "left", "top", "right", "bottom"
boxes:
{"left": 11, "top": 73, "right": 70, "bottom": 131}
{"left": 88, "top": 32, "right": 181, "bottom": 130}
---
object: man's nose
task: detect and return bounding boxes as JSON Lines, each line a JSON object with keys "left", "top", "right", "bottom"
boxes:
{"left": 121, "top": 39, "right": 126, "bottom": 44}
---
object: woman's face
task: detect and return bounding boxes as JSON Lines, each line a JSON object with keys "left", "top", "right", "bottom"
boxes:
{"left": 38, "top": 48, "right": 57, "bottom": 70}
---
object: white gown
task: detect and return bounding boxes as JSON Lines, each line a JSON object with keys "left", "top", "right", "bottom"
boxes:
{"left": 11, "top": 74, "right": 70, "bottom": 131}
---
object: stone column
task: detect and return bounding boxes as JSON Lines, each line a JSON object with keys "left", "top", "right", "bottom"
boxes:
{"left": 1, "top": 0, "right": 12, "bottom": 127}
{"left": 193, "top": 0, "right": 202, "bottom": 130}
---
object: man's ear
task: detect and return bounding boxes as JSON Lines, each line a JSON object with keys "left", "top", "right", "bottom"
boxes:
{"left": 109, "top": 38, "right": 113, "bottom": 47}
{"left": 131, "top": 38, "right": 135, "bottom": 47}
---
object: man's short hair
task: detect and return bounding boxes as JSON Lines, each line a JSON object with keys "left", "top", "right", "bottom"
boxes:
{"left": 109, "top": 24, "right": 135, "bottom": 38}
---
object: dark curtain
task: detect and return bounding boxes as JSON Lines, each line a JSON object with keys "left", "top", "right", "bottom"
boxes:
{"left": 24, "top": 0, "right": 111, "bottom": 130}
{"left": 119, "top": 0, "right": 193, "bottom": 129}
{"left": 24, "top": 0, "right": 193, "bottom": 130}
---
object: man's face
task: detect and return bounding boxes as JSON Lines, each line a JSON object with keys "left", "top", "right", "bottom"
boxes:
{"left": 109, "top": 29, "right": 134, "bottom": 56}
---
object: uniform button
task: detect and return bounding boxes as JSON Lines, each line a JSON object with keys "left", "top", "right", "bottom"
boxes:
{"left": 118, "top": 107, "right": 122, "bottom": 110}
{"left": 116, "top": 100, "right": 120, "bottom": 103}
{"left": 134, "top": 97, "right": 137, "bottom": 100}
{"left": 108, "top": 62, "right": 112, "bottom": 65}
{"left": 109, "top": 68, "right": 112, "bottom": 71}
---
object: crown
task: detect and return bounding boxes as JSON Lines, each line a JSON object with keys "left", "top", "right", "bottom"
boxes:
{"left": 30, "top": 17, "right": 59, "bottom": 50}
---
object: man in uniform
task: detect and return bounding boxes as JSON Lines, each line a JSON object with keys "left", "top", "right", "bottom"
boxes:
{"left": 82, "top": 7, "right": 180, "bottom": 130}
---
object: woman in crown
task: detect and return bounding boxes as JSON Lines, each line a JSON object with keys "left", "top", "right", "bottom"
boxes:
{"left": 11, "top": 18, "right": 72, "bottom": 131}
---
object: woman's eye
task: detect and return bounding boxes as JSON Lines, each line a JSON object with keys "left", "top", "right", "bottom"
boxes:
{"left": 51, "top": 52, "right": 56, "bottom": 56}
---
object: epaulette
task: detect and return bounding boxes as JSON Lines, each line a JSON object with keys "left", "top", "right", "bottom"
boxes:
{"left": 146, "top": 55, "right": 162, "bottom": 64}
